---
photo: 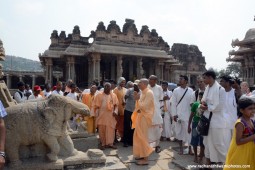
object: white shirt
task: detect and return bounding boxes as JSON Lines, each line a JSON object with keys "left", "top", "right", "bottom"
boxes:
{"left": 162, "top": 89, "right": 172, "bottom": 114}
{"left": 66, "top": 92, "right": 79, "bottom": 101}
{"left": 170, "top": 86, "right": 193, "bottom": 122}
{"left": 52, "top": 90, "right": 64, "bottom": 96}
{"left": 202, "top": 82, "right": 227, "bottom": 129}
{"left": 224, "top": 88, "right": 238, "bottom": 129}
{"left": 190, "top": 88, "right": 204, "bottom": 104}
{"left": 148, "top": 84, "right": 164, "bottom": 125}
{"left": 43, "top": 90, "right": 52, "bottom": 98}
{"left": 28, "top": 94, "right": 43, "bottom": 100}
{"left": 14, "top": 90, "right": 26, "bottom": 103}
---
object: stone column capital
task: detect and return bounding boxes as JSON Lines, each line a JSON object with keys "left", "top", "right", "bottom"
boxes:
{"left": 45, "top": 58, "right": 53, "bottom": 65}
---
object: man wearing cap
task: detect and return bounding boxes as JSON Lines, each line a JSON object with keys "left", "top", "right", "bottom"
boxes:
{"left": 170, "top": 75, "right": 193, "bottom": 154}
{"left": 28, "top": 85, "right": 43, "bottom": 100}
{"left": 13, "top": 81, "right": 26, "bottom": 103}
{"left": 148, "top": 75, "right": 164, "bottom": 153}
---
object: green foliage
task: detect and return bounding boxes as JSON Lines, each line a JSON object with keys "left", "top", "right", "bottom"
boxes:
{"left": 207, "top": 62, "right": 241, "bottom": 78}
{"left": 0, "top": 55, "right": 43, "bottom": 71}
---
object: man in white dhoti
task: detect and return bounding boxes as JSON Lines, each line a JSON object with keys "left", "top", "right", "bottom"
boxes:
{"left": 160, "top": 81, "right": 173, "bottom": 141}
{"left": 200, "top": 70, "right": 228, "bottom": 165}
{"left": 148, "top": 75, "right": 163, "bottom": 153}
{"left": 170, "top": 75, "right": 193, "bottom": 154}
{"left": 219, "top": 75, "right": 236, "bottom": 150}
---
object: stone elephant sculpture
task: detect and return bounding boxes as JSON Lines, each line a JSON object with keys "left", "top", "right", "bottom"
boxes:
{"left": 4, "top": 94, "right": 90, "bottom": 166}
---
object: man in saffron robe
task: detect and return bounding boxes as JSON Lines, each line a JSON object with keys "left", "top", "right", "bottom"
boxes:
{"left": 113, "top": 77, "right": 127, "bottom": 141}
{"left": 133, "top": 78, "right": 154, "bottom": 165}
{"left": 93, "top": 83, "right": 119, "bottom": 150}
{"left": 82, "top": 84, "right": 97, "bottom": 134}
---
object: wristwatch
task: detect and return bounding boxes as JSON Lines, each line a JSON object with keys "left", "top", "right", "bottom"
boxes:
{"left": 0, "top": 151, "right": 5, "bottom": 159}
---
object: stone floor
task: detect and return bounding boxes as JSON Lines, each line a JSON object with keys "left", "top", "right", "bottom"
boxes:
{"left": 101, "top": 140, "right": 200, "bottom": 170}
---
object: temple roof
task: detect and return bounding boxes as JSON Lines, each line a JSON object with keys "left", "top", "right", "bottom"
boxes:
{"left": 88, "top": 41, "right": 169, "bottom": 58}
{"left": 226, "top": 55, "right": 244, "bottom": 62}
{"left": 229, "top": 47, "right": 255, "bottom": 56}
{"left": 231, "top": 28, "right": 255, "bottom": 48}
{"left": 40, "top": 19, "right": 172, "bottom": 60}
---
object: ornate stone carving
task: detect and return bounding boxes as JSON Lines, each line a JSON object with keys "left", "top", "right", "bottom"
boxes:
{"left": 140, "top": 25, "right": 150, "bottom": 36}
{"left": 73, "top": 25, "right": 80, "bottom": 35}
{"left": 122, "top": 19, "right": 138, "bottom": 35}
{"left": 96, "top": 22, "right": 106, "bottom": 32}
{"left": 59, "top": 31, "right": 66, "bottom": 40}
{"left": 107, "top": 20, "right": 121, "bottom": 33}
{"left": 4, "top": 94, "right": 90, "bottom": 168}
{"left": 151, "top": 29, "right": 158, "bottom": 37}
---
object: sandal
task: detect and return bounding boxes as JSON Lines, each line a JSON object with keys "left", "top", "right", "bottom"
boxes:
{"left": 107, "top": 145, "right": 117, "bottom": 149}
{"left": 155, "top": 146, "right": 161, "bottom": 153}
{"left": 135, "top": 157, "right": 144, "bottom": 160}
{"left": 136, "top": 161, "right": 149, "bottom": 166}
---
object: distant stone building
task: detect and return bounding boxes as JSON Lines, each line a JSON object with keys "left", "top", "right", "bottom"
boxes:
{"left": 227, "top": 25, "right": 255, "bottom": 85}
{"left": 39, "top": 19, "right": 181, "bottom": 87}
{"left": 170, "top": 43, "right": 206, "bottom": 85}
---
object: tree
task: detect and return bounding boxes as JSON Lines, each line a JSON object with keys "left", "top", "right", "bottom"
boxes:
{"left": 218, "top": 62, "right": 241, "bottom": 78}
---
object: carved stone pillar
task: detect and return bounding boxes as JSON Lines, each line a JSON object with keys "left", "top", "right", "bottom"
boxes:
{"left": 158, "top": 60, "right": 164, "bottom": 81}
{"left": 111, "top": 59, "right": 116, "bottom": 81}
{"left": 88, "top": 58, "right": 92, "bottom": 83}
{"left": 32, "top": 75, "right": 36, "bottom": 88}
{"left": 66, "top": 56, "right": 75, "bottom": 82}
{"left": 19, "top": 75, "right": 23, "bottom": 82}
{"left": 117, "top": 55, "right": 123, "bottom": 79}
{"left": 129, "top": 59, "right": 133, "bottom": 81}
{"left": 91, "top": 53, "right": 101, "bottom": 81}
{"left": 137, "top": 57, "right": 144, "bottom": 79}
{"left": 45, "top": 58, "right": 53, "bottom": 84}
{"left": 165, "top": 64, "right": 171, "bottom": 81}
{"left": 155, "top": 61, "right": 160, "bottom": 79}
{"left": 6, "top": 74, "right": 11, "bottom": 88}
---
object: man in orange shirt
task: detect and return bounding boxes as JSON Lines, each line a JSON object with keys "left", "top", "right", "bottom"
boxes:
{"left": 82, "top": 84, "right": 97, "bottom": 134}
{"left": 113, "top": 77, "right": 126, "bottom": 142}
{"left": 92, "top": 83, "right": 119, "bottom": 150}
{"left": 133, "top": 78, "right": 155, "bottom": 165}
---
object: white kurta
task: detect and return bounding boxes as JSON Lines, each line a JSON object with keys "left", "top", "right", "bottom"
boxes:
{"left": 224, "top": 88, "right": 238, "bottom": 130}
{"left": 202, "top": 81, "right": 230, "bottom": 163}
{"left": 170, "top": 86, "right": 193, "bottom": 143}
{"left": 161, "top": 89, "right": 173, "bottom": 138}
{"left": 148, "top": 84, "right": 163, "bottom": 146}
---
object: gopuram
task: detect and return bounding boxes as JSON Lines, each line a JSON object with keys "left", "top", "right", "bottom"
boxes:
{"left": 170, "top": 43, "right": 206, "bottom": 85}
{"left": 228, "top": 20, "right": 255, "bottom": 85}
{"left": 39, "top": 19, "right": 182, "bottom": 86}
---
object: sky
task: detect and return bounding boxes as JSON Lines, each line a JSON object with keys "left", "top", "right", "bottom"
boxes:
{"left": 0, "top": 0, "right": 255, "bottom": 70}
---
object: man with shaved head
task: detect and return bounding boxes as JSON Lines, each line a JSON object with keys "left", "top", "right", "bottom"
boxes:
{"left": 92, "top": 82, "right": 119, "bottom": 150}
{"left": 132, "top": 78, "right": 155, "bottom": 165}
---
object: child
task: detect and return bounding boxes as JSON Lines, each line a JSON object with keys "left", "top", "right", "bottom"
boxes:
{"left": 224, "top": 97, "right": 255, "bottom": 170}
{"left": 188, "top": 91, "right": 204, "bottom": 163}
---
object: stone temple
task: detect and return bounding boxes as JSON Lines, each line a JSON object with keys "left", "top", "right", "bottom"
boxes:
{"left": 39, "top": 19, "right": 206, "bottom": 87}
{"left": 227, "top": 20, "right": 255, "bottom": 85}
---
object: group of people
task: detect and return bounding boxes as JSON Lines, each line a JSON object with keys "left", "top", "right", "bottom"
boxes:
{"left": 6, "top": 70, "right": 255, "bottom": 168}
